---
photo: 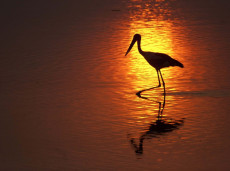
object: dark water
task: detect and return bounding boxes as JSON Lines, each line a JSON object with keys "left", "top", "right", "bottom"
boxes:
{"left": 1, "top": 0, "right": 230, "bottom": 170}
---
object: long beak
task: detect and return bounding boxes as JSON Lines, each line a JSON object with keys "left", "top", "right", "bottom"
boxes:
{"left": 125, "top": 37, "right": 137, "bottom": 56}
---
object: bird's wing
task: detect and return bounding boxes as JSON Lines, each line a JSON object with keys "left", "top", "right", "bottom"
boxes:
{"left": 154, "top": 53, "right": 184, "bottom": 68}
{"left": 154, "top": 52, "right": 172, "bottom": 60}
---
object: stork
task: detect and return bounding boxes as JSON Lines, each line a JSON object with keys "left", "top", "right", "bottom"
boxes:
{"left": 125, "top": 34, "right": 184, "bottom": 94}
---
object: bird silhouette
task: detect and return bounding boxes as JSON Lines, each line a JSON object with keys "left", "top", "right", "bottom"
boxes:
{"left": 125, "top": 34, "right": 184, "bottom": 94}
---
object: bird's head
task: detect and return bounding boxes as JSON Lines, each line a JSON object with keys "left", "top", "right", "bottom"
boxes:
{"left": 125, "top": 34, "right": 141, "bottom": 56}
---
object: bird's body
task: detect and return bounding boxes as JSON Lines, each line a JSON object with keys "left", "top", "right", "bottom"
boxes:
{"left": 125, "top": 34, "right": 184, "bottom": 94}
{"left": 141, "top": 51, "right": 183, "bottom": 70}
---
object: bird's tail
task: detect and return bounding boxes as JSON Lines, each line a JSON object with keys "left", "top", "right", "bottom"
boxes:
{"left": 171, "top": 59, "right": 184, "bottom": 68}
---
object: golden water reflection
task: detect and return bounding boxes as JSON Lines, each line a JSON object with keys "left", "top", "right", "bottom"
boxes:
{"left": 129, "top": 92, "right": 184, "bottom": 155}
{"left": 125, "top": 1, "right": 186, "bottom": 95}
{"left": 127, "top": 21, "right": 174, "bottom": 90}
{"left": 123, "top": 0, "right": 187, "bottom": 133}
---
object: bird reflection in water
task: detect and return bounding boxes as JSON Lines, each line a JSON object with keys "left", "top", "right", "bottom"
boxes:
{"left": 129, "top": 88, "right": 184, "bottom": 155}
{"left": 125, "top": 34, "right": 184, "bottom": 155}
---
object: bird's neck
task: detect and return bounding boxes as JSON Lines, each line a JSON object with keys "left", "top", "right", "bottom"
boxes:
{"left": 137, "top": 39, "right": 144, "bottom": 55}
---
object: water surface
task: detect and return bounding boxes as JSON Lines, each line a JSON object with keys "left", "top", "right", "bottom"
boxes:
{"left": 1, "top": 0, "right": 230, "bottom": 170}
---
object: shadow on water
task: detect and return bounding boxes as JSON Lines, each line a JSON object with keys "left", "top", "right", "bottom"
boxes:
{"left": 129, "top": 87, "right": 185, "bottom": 155}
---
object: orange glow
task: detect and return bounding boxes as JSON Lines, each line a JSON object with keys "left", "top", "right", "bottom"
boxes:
{"left": 127, "top": 20, "right": 174, "bottom": 91}
{"left": 125, "top": 0, "right": 186, "bottom": 94}
{"left": 121, "top": 0, "right": 188, "bottom": 125}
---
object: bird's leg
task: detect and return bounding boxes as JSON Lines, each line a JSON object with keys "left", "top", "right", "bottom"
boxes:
{"left": 156, "top": 70, "right": 161, "bottom": 87}
{"left": 161, "top": 90, "right": 166, "bottom": 115}
{"left": 159, "top": 70, "right": 166, "bottom": 95}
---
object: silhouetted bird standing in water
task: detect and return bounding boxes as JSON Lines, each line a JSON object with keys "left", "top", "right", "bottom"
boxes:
{"left": 125, "top": 34, "right": 184, "bottom": 94}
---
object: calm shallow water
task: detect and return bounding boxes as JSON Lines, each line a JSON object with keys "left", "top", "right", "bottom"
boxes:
{"left": 1, "top": 0, "right": 230, "bottom": 170}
